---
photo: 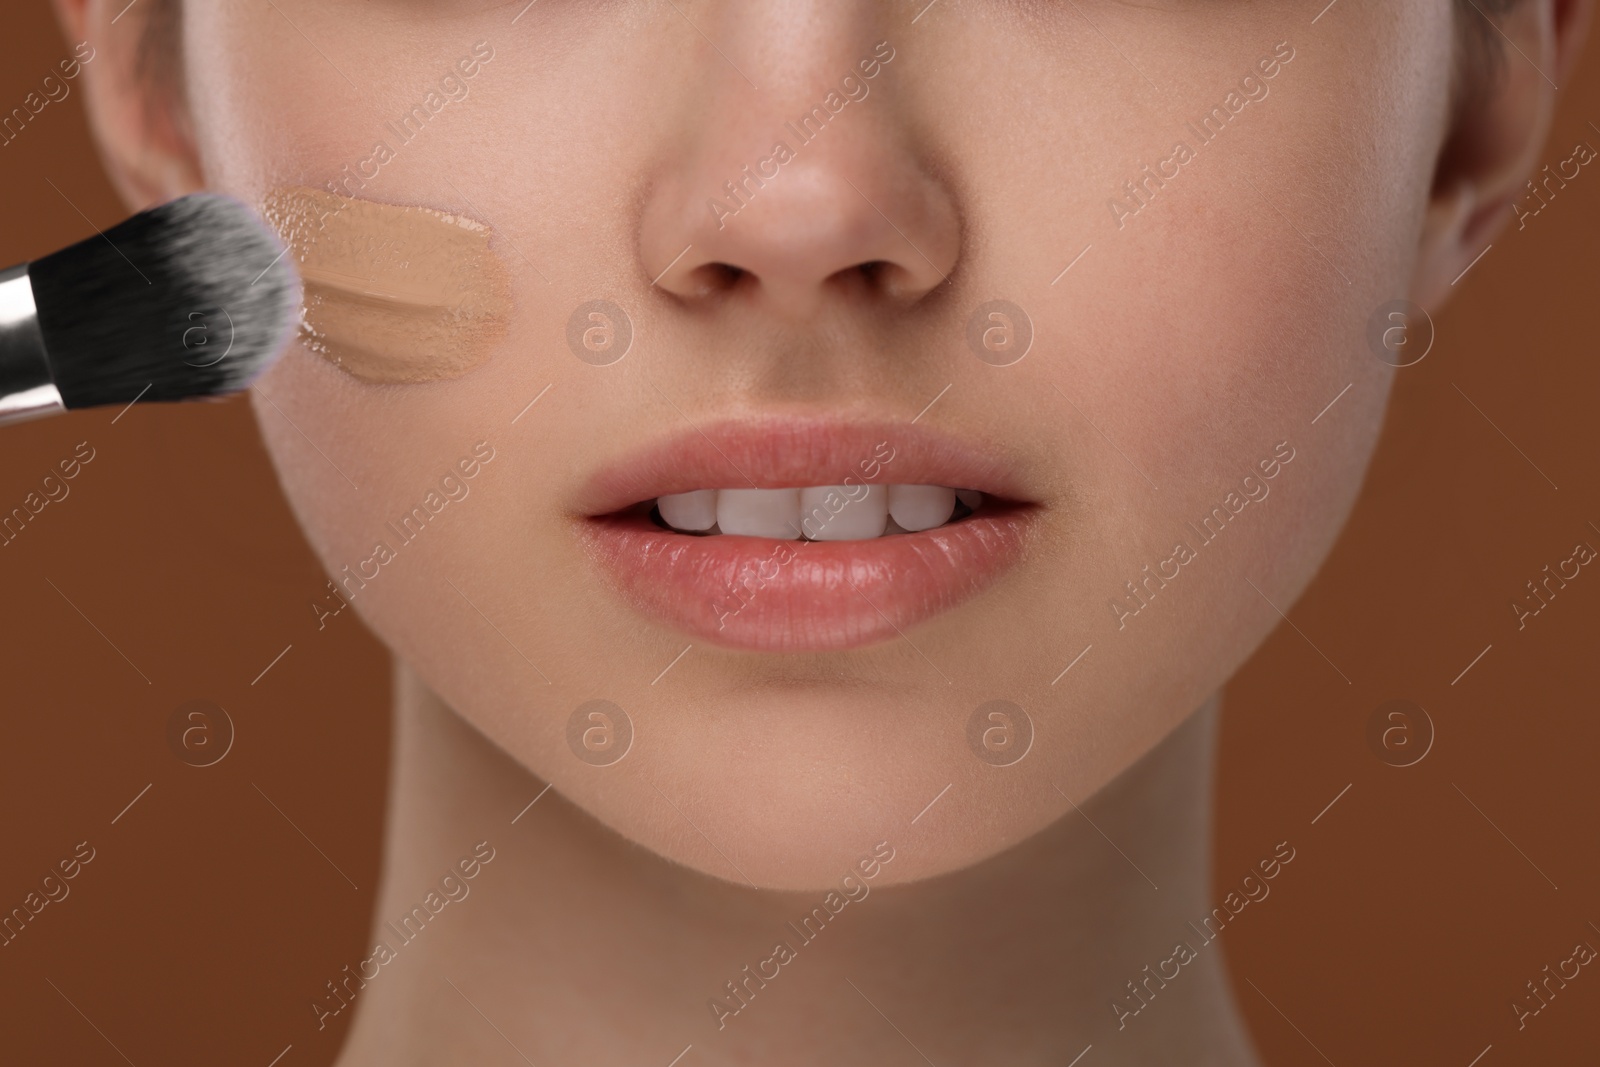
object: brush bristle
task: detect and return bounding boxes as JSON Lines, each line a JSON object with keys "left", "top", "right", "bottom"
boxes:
{"left": 29, "top": 193, "right": 301, "bottom": 410}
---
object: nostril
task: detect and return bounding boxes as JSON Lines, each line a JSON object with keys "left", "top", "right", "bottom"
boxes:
{"left": 829, "top": 259, "right": 923, "bottom": 302}
{"left": 858, "top": 260, "right": 889, "bottom": 284}
{"left": 679, "top": 262, "right": 746, "bottom": 298}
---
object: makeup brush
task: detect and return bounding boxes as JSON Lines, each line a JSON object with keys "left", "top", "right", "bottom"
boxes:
{"left": 0, "top": 193, "right": 300, "bottom": 426}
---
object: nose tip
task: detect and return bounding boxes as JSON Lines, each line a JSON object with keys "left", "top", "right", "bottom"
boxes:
{"left": 641, "top": 129, "right": 960, "bottom": 319}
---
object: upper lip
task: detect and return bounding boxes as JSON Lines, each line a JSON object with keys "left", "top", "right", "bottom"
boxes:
{"left": 572, "top": 415, "right": 1040, "bottom": 518}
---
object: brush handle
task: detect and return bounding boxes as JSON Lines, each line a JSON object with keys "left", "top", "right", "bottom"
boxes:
{"left": 0, "top": 264, "right": 65, "bottom": 426}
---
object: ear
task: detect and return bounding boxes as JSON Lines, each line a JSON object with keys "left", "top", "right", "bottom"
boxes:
{"left": 1412, "top": 0, "right": 1595, "bottom": 310}
{"left": 50, "top": 0, "right": 204, "bottom": 211}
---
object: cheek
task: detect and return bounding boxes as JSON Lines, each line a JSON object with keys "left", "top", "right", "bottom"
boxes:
{"left": 871, "top": 10, "right": 1449, "bottom": 832}
{"left": 245, "top": 353, "right": 512, "bottom": 637}
{"left": 1071, "top": 20, "right": 1444, "bottom": 604}
{"left": 184, "top": 7, "right": 354, "bottom": 197}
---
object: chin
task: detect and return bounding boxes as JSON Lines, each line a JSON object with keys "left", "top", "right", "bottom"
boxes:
{"left": 539, "top": 685, "right": 1077, "bottom": 892}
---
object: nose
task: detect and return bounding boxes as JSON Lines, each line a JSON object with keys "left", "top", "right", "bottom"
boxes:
{"left": 638, "top": 31, "right": 960, "bottom": 320}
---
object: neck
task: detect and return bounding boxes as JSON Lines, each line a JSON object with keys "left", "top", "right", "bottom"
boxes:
{"left": 332, "top": 663, "right": 1262, "bottom": 1067}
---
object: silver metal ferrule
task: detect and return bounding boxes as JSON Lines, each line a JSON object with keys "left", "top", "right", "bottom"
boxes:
{"left": 0, "top": 263, "right": 64, "bottom": 426}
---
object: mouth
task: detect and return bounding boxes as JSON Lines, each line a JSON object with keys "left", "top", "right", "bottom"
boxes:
{"left": 575, "top": 418, "right": 1039, "bottom": 652}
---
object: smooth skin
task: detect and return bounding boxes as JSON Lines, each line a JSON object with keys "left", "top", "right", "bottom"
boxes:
{"left": 57, "top": 0, "right": 1591, "bottom": 1063}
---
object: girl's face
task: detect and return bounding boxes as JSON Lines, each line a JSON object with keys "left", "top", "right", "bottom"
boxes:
{"left": 182, "top": 1, "right": 1457, "bottom": 888}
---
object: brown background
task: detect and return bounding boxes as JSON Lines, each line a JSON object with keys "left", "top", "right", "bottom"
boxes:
{"left": 1, "top": 4, "right": 1597, "bottom": 1064}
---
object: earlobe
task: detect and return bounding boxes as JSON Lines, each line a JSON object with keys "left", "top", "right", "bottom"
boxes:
{"left": 1411, "top": 0, "right": 1595, "bottom": 311}
{"left": 1411, "top": 179, "right": 1477, "bottom": 311}
{"left": 51, "top": 0, "right": 204, "bottom": 212}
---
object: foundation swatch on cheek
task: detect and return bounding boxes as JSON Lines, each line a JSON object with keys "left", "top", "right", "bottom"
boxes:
{"left": 261, "top": 187, "right": 511, "bottom": 384}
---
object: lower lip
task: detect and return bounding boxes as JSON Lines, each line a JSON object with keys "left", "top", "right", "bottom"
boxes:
{"left": 581, "top": 509, "right": 1033, "bottom": 651}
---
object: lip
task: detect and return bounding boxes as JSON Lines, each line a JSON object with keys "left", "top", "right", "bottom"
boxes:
{"left": 575, "top": 418, "right": 1040, "bottom": 652}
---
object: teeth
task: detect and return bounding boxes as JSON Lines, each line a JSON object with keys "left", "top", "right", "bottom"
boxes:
{"left": 716, "top": 488, "right": 802, "bottom": 539}
{"left": 800, "top": 484, "right": 888, "bottom": 541}
{"left": 888, "top": 485, "right": 956, "bottom": 532}
{"left": 657, "top": 489, "right": 718, "bottom": 531}
{"left": 658, "top": 485, "right": 984, "bottom": 537}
